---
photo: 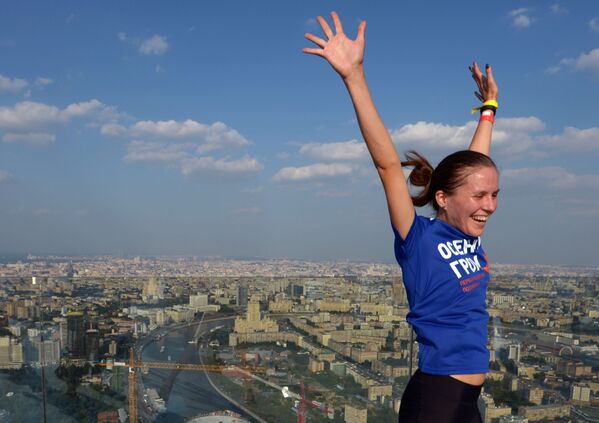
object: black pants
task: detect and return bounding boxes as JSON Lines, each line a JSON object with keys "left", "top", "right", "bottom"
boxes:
{"left": 398, "top": 370, "right": 483, "bottom": 423}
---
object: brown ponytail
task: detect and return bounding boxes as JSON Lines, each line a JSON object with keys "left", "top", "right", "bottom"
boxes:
{"left": 402, "top": 151, "right": 435, "bottom": 207}
{"left": 402, "top": 150, "right": 497, "bottom": 212}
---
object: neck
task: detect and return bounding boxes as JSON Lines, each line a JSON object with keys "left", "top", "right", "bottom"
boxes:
{"left": 436, "top": 210, "right": 449, "bottom": 223}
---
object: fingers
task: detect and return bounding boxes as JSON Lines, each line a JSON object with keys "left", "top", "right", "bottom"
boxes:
{"left": 331, "top": 11, "right": 344, "bottom": 34}
{"left": 317, "top": 15, "right": 334, "bottom": 39}
{"left": 357, "top": 20, "right": 366, "bottom": 42}
{"left": 471, "top": 62, "right": 483, "bottom": 80}
{"left": 485, "top": 64, "right": 496, "bottom": 84}
{"left": 304, "top": 33, "right": 326, "bottom": 48}
{"left": 303, "top": 47, "right": 325, "bottom": 57}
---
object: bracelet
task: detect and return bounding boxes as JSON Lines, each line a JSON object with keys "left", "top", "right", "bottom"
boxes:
{"left": 480, "top": 110, "right": 495, "bottom": 124}
{"left": 480, "top": 105, "right": 497, "bottom": 115}
{"left": 471, "top": 99, "right": 499, "bottom": 114}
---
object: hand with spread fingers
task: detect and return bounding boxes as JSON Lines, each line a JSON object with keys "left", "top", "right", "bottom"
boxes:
{"left": 469, "top": 62, "right": 498, "bottom": 102}
{"left": 303, "top": 11, "right": 366, "bottom": 81}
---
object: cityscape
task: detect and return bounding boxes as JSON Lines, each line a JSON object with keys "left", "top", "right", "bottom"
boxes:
{"left": 0, "top": 256, "right": 597, "bottom": 422}
{"left": 1, "top": 2, "right": 599, "bottom": 423}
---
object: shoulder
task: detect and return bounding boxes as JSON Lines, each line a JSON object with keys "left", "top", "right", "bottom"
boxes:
{"left": 393, "top": 215, "right": 436, "bottom": 262}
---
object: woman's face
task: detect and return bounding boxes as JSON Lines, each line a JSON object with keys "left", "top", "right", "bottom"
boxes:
{"left": 439, "top": 166, "right": 499, "bottom": 237}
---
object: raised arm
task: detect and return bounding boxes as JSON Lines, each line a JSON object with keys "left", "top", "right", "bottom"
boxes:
{"left": 304, "top": 12, "right": 415, "bottom": 238}
{"left": 468, "top": 62, "right": 498, "bottom": 156}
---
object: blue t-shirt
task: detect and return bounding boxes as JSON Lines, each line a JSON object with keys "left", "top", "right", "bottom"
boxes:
{"left": 393, "top": 215, "right": 490, "bottom": 375}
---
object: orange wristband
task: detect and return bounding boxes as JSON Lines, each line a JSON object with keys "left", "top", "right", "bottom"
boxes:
{"left": 480, "top": 110, "right": 494, "bottom": 124}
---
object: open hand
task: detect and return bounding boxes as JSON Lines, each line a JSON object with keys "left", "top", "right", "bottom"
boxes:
{"left": 303, "top": 11, "right": 366, "bottom": 81}
{"left": 469, "top": 62, "right": 498, "bottom": 102}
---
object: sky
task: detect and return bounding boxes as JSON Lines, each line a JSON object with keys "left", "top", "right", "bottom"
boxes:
{"left": 0, "top": 1, "right": 598, "bottom": 266}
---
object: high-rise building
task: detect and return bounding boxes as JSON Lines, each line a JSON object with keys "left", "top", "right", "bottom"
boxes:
{"left": 508, "top": 343, "right": 521, "bottom": 362}
{"left": 0, "top": 336, "right": 23, "bottom": 369}
{"left": 108, "top": 340, "right": 118, "bottom": 356}
{"left": 344, "top": 404, "right": 367, "bottom": 423}
{"left": 392, "top": 277, "right": 407, "bottom": 305}
{"left": 290, "top": 284, "right": 304, "bottom": 299}
{"left": 35, "top": 339, "right": 61, "bottom": 365}
{"left": 189, "top": 294, "right": 208, "bottom": 309}
{"left": 247, "top": 301, "right": 260, "bottom": 322}
{"left": 571, "top": 384, "right": 591, "bottom": 403}
{"left": 85, "top": 328, "right": 100, "bottom": 362}
{"left": 67, "top": 311, "right": 85, "bottom": 359}
{"left": 57, "top": 318, "right": 68, "bottom": 351}
{"left": 142, "top": 278, "right": 164, "bottom": 302}
{"left": 236, "top": 286, "right": 248, "bottom": 306}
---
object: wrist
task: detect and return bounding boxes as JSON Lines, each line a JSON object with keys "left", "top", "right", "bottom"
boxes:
{"left": 342, "top": 66, "right": 366, "bottom": 86}
{"left": 480, "top": 109, "right": 495, "bottom": 124}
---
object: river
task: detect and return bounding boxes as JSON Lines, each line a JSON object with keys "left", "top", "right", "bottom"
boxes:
{"left": 140, "top": 319, "right": 256, "bottom": 423}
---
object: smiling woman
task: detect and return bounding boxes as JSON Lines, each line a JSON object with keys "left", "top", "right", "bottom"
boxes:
{"left": 403, "top": 150, "right": 499, "bottom": 237}
{"left": 304, "top": 11, "right": 500, "bottom": 423}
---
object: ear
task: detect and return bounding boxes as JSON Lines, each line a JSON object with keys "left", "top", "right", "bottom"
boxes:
{"left": 435, "top": 190, "right": 447, "bottom": 210}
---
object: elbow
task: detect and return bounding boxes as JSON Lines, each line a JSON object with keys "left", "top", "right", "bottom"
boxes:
{"left": 375, "top": 158, "right": 402, "bottom": 173}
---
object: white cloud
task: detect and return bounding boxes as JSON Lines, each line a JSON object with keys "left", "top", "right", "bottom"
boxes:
{"left": 2, "top": 132, "right": 56, "bottom": 146}
{"left": 496, "top": 117, "right": 546, "bottom": 132}
{"left": 0, "top": 74, "right": 27, "bottom": 93}
{"left": 509, "top": 8, "right": 529, "bottom": 17}
{"left": 557, "top": 48, "right": 599, "bottom": 77}
{"left": 117, "top": 32, "right": 127, "bottom": 42}
{"left": 537, "top": 126, "right": 599, "bottom": 152}
{"left": 273, "top": 163, "right": 353, "bottom": 182}
{"left": 124, "top": 139, "right": 263, "bottom": 178}
{"left": 181, "top": 155, "right": 263, "bottom": 176}
{"left": 390, "top": 117, "right": 545, "bottom": 156}
{"left": 546, "top": 65, "right": 561, "bottom": 75}
{"left": 590, "top": 18, "right": 599, "bottom": 32}
{"left": 573, "top": 48, "right": 599, "bottom": 76}
{"left": 139, "top": 35, "right": 169, "bottom": 55}
{"left": 509, "top": 8, "right": 532, "bottom": 28}
{"left": 0, "top": 170, "right": 11, "bottom": 183}
{"left": 0, "top": 100, "right": 119, "bottom": 131}
{"left": 549, "top": 4, "right": 568, "bottom": 14}
{"left": 104, "top": 119, "right": 250, "bottom": 152}
{"left": 513, "top": 14, "right": 531, "bottom": 28}
{"left": 299, "top": 139, "right": 368, "bottom": 161}
{"left": 0, "top": 101, "right": 63, "bottom": 130}
{"left": 123, "top": 140, "right": 190, "bottom": 163}
{"left": 63, "top": 99, "right": 108, "bottom": 118}
{"left": 34, "top": 77, "right": 53, "bottom": 87}
{"left": 0, "top": 99, "right": 122, "bottom": 146}
{"left": 100, "top": 123, "right": 127, "bottom": 136}
{"left": 390, "top": 121, "right": 474, "bottom": 149}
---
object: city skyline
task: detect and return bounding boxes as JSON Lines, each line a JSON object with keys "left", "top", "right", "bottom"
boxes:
{"left": 1, "top": 2, "right": 598, "bottom": 266}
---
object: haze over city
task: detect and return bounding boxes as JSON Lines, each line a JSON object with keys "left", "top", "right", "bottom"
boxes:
{"left": 1, "top": 2, "right": 598, "bottom": 266}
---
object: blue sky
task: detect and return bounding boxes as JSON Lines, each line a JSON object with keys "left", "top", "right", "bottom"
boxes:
{"left": 1, "top": 1, "right": 598, "bottom": 266}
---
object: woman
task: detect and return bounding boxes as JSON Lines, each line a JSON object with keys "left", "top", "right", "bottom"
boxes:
{"left": 304, "top": 12, "right": 499, "bottom": 423}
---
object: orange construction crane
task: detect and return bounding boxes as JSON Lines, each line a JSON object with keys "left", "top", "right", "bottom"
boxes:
{"left": 100, "top": 347, "right": 266, "bottom": 422}
{"left": 282, "top": 381, "right": 333, "bottom": 423}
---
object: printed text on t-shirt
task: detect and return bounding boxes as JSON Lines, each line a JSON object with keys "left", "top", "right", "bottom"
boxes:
{"left": 436, "top": 238, "right": 483, "bottom": 279}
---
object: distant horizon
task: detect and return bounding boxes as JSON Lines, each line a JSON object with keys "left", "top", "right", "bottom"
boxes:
{"left": 1, "top": 252, "right": 598, "bottom": 269}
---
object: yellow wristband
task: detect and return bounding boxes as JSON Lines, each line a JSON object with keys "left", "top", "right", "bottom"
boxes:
{"left": 471, "top": 99, "right": 499, "bottom": 114}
